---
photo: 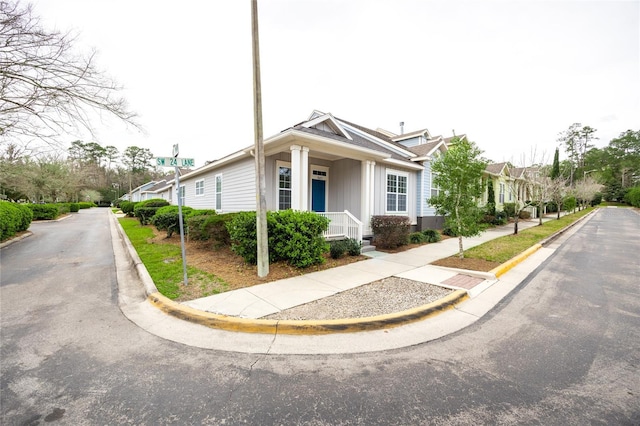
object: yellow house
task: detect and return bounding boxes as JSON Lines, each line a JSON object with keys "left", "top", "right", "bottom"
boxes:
{"left": 481, "top": 162, "right": 539, "bottom": 218}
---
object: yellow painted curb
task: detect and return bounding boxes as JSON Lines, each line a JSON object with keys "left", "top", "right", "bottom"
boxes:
{"left": 489, "top": 243, "right": 542, "bottom": 278}
{"left": 148, "top": 290, "right": 469, "bottom": 335}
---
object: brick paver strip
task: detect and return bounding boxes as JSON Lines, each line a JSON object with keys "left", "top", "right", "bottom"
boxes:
{"left": 442, "top": 274, "right": 484, "bottom": 290}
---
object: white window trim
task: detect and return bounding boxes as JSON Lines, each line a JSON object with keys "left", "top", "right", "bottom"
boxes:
{"left": 215, "top": 174, "right": 222, "bottom": 211}
{"left": 195, "top": 178, "right": 205, "bottom": 197}
{"left": 385, "top": 169, "right": 409, "bottom": 214}
{"left": 429, "top": 171, "right": 440, "bottom": 199}
{"left": 276, "top": 160, "right": 292, "bottom": 211}
{"left": 178, "top": 184, "right": 185, "bottom": 206}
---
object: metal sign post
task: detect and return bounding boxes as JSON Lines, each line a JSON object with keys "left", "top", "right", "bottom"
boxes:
{"left": 155, "top": 145, "right": 190, "bottom": 286}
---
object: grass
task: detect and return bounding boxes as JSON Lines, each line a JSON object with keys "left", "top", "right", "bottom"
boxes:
{"left": 119, "top": 217, "right": 229, "bottom": 300}
{"left": 464, "top": 208, "right": 594, "bottom": 263}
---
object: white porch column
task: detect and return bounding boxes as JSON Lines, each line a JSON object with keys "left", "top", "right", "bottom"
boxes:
{"left": 368, "top": 161, "right": 375, "bottom": 231}
{"left": 361, "top": 160, "right": 376, "bottom": 234}
{"left": 290, "top": 145, "right": 301, "bottom": 210}
{"left": 300, "top": 147, "right": 309, "bottom": 211}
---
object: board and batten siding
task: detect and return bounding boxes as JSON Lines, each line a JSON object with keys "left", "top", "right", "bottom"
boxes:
{"left": 328, "top": 158, "right": 361, "bottom": 220}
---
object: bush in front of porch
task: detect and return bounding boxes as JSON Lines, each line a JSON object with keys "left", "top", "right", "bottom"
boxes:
{"left": 227, "top": 210, "right": 330, "bottom": 268}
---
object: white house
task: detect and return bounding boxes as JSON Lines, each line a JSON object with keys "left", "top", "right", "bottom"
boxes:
{"left": 167, "top": 111, "right": 450, "bottom": 240}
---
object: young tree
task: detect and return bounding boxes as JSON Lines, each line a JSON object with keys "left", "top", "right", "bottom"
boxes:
{"left": 551, "top": 147, "right": 560, "bottom": 180}
{"left": 0, "top": 2, "right": 138, "bottom": 147}
{"left": 428, "top": 138, "right": 486, "bottom": 258}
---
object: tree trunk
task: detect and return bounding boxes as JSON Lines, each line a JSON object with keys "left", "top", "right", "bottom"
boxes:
{"left": 458, "top": 235, "right": 464, "bottom": 259}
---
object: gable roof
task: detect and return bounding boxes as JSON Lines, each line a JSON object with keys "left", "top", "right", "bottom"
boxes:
{"left": 391, "top": 128, "right": 431, "bottom": 142}
{"left": 407, "top": 140, "right": 446, "bottom": 157}
{"left": 485, "top": 162, "right": 510, "bottom": 176}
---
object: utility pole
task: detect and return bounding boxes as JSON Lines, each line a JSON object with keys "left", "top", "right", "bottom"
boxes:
{"left": 251, "top": 0, "right": 269, "bottom": 277}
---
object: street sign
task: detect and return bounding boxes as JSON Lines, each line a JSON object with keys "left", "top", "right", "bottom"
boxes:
{"left": 155, "top": 157, "right": 195, "bottom": 168}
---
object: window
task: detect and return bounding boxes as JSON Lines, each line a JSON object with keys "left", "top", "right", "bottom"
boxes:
{"left": 499, "top": 183, "right": 505, "bottom": 203}
{"left": 195, "top": 179, "right": 205, "bottom": 196}
{"left": 386, "top": 170, "right": 408, "bottom": 212}
{"left": 430, "top": 172, "right": 440, "bottom": 199}
{"left": 178, "top": 185, "right": 185, "bottom": 206}
{"left": 215, "top": 174, "right": 222, "bottom": 210}
{"left": 278, "top": 164, "right": 292, "bottom": 210}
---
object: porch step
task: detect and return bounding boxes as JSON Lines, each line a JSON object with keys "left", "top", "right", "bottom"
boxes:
{"left": 361, "top": 239, "right": 376, "bottom": 253}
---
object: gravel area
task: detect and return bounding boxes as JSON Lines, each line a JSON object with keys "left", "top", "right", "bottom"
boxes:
{"left": 262, "top": 277, "right": 454, "bottom": 320}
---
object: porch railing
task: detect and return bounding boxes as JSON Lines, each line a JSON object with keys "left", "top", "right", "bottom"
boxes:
{"left": 317, "top": 210, "right": 363, "bottom": 242}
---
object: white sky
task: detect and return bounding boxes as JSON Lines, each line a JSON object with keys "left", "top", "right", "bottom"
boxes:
{"left": 32, "top": 0, "right": 639, "bottom": 167}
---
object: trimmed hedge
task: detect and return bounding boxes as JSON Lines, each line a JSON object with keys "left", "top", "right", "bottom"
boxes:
{"left": 371, "top": 215, "right": 410, "bottom": 249}
{"left": 133, "top": 198, "right": 170, "bottom": 225}
{"left": 151, "top": 205, "right": 194, "bottom": 237}
{"left": 227, "top": 210, "right": 329, "bottom": 268}
{"left": 0, "top": 202, "right": 33, "bottom": 241}
{"left": 120, "top": 201, "right": 138, "bottom": 216}
{"left": 624, "top": 187, "right": 640, "bottom": 207}
{"left": 26, "top": 203, "right": 60, "bottom": 220}
{"left": 69, "top": 203, "right": 80, "bottom": 212}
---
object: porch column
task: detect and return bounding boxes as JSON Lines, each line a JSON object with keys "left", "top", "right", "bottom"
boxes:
{"left": 361, "top": 160, "right": 376, "bottom": 234}
{"left": 300, "top": 147, "right": 309, "bottom": 211}
{"left": 290, "top": 145, "right": 301, "bottom": 210}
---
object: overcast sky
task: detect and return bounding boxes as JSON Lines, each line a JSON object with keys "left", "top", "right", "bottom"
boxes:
{"left": 32, "top": 0, "right": 639, "bottom": 167}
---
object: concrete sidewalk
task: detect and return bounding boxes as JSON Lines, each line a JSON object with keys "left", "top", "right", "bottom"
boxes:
{"left": 182, "top": 219, "right": 545, "bottom": 318}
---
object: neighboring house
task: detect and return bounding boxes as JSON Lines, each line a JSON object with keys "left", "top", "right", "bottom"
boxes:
{"left": 172, "top": 110, "right": 449, "bottom": 241}
{"left": 481, "top": 162, "right": 539, "bottom": 218}
{"left": 127, "top": 181, "right": 159, "bottom": 202}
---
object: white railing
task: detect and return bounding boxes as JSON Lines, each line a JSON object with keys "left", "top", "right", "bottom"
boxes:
{"left": 318, "top": 210, "right": 363, "bottom": 242}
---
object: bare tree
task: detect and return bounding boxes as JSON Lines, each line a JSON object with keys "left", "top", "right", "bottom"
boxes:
{"left": 0, "top": 1, "right": 138, "bottom": 147}
{"left": 574, "top": 176, "right": 602, "bottom": 210}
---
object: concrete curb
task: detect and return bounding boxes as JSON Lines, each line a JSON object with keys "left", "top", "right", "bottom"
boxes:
{"left": 113, "top": 209, "right": 596, "bottom": 336}
{"left": 110, "top": 212, "right": 159, "bottom": 296}
{"left": 148, "top": 290, "right": 469, "bottom": 335}
{"left": 0, "top": 231, "right": 33, "bottom": 248}
{"left": 488, "top": 209, "right": 598, "bottom": 278}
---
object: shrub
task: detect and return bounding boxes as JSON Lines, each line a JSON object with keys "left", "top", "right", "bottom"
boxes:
{"left": 591, "top": 192, "right": 603, "bottom": 207}
{"left": 56, "top": 203, "right": 70, "bottom": 215}
{"left": 518, "top": 210, "right": 531, "bottom": 220}
{"left": 186, "top": 214, "right": 211, "bottom": 241}
{"left": 227, "top": 210, "right": 329, "bottom": 267}
{"left": 0, "top": 202, "right": 33, "bottom": 240}
{"left": 133, "top": 198, "right": 170, "bottom": 225}
{"left": 624, "top": 186, "right": 640, "bottom": 207}
{"left": 69, "top": 203, "right": 80, "bottom": 213}
{"left": 344, "top": 238, "right": 361, "bottom": 256}
{"left": 77, "top": 202, "right": 95, "bottom": 209}
{"left": 26, "top": 203, "right": 59, "bottom": 220}
{"left": 409, "top": 232, "right": 426, "bottom": 244}
{"left": 564, "top": 196, "right": 577, "bottom": 212}
{"left": 485, "top": 202, "right": 496, "bottom": 216}
{"left": 201, "top": 213, "right": 236, "bottom": 247}
{"left": 269, "top": 210, "right": 329, "bottom": 268}
{"left": 421, "top": 229, "right": 441, "bottom": 243}
{"left": 545, "top": 201, "right": 558, "bottom": 213}
{"left": 492, "top": 211, "right": 508, "bottom": 225}
{"left": 503, "top": 202, "right": 517, "bottom": 218}
{"left": 151, "top": 206, "right": 194, "bottom": 238}
{"left": 370, "top": 215, "right": 410, "bottom": 249}
{"left": 227, "top": 211, "right": 259, "bottom": 263}
{"left": 120, "top": 201, "right": 138, "bottom": 216}
{"left": 329, "top": 240, "right": 347, "bottom": 259}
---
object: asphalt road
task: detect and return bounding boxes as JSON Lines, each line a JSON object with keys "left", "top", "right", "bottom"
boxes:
{"left": 1, "top": 207, "right": 639, "bottom": 425}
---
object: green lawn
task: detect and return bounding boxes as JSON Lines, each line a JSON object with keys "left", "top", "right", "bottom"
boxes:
{"left": 464, "top": 208, "right": 594, "bottom": 263}
{"left": 119, "top": 217, "right": 228, "bottom": 300}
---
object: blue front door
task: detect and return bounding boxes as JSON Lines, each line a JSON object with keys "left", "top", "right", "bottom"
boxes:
{"left": 311, "top": 179, "right": 326, "bottom": 212}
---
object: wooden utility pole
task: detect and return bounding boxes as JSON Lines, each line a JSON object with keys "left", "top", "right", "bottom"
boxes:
{"left": 251, "top": 0, "right": 269, "bottom": 277}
